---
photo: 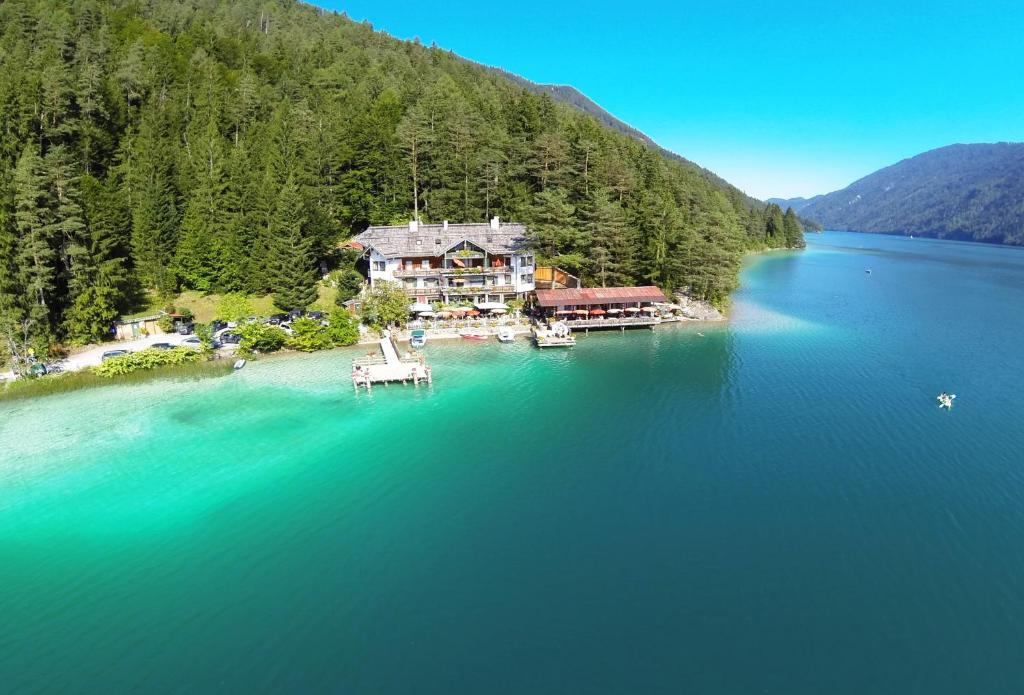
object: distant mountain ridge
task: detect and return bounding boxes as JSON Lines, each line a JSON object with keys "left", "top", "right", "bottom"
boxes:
{"left": 485, "top": 67, "right": 764, "bottom": 209}
{"left": 789, "top": 143, "right": 1024, "bottom": 245}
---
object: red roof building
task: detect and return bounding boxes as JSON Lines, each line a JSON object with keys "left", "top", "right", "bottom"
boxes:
{"left": 534, "top": 286, "right": 666, "bottom": 309}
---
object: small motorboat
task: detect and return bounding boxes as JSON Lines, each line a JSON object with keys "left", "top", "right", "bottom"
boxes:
{"left": 460, "top": 329, "right": 487, "bottom": 341}
{"left": 410, "top": 329, "right": 427, "bottom": 349}
{"left": 497, "top": 328, "right": 515, "bottom": 343}
{"left": 865, "top": 269, "right": 872, "bottom": 274}
{"left": 233, "top": 358, "right": 246, "bottom": 370}
{"left": 937, "top": 393, "right": 956, "bottom": 410}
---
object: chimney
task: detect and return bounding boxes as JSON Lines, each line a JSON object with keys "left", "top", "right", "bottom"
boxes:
{"left": 443, "top": 220, "right": 448, "bottom": 230}
{"left": 490, "top": 216, "right": 500, "bottom": 231}
{"left": 409, "top": 219, "right": 418, "bottom": 232}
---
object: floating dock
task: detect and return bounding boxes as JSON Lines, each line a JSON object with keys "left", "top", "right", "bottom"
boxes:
{"left": 352, "top": 331, "right": 432, "bottom": 391}
{"left": 533, "top": 323, "right": 576, "bottom": 348}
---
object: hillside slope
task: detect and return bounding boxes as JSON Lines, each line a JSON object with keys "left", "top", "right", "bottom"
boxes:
{"left": 798, "top": 143, "right": 1024, "bottom": 244}
{"left": 0, "top": 0, "right": 801, "bottom": 359}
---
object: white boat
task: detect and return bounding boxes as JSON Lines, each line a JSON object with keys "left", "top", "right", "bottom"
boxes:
{"left": 497, "top": 328, "right": 516, "bottom": 343}
{"left": 410, "top": 329, "right": 427, "bottom": 349}
{"left": 937, "top": 393, "right": 956, "bottom": 410}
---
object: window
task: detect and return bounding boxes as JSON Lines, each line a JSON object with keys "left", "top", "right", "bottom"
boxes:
{"left": 372, "top": 261, "right": 386, "bottom": 272}
{"left": 520, "top": 255, "right": 534, "bottom": 267}
{"left": 421, "top": 259, "right": 430, "bottom": 269}
{"left": 520, "top": 273, "right": 534, "bottom": 285}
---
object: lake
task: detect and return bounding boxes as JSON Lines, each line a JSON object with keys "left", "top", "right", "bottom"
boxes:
{"left": 3, "top": 231, "right": 1024, "bottom": 693}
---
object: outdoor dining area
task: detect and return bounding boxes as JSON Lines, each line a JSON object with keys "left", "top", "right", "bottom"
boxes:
{"left": 534, "top": 286, "right": 672, "bottom": 330}
{"left": 406, "top": 301, "right": 526, "bottom": 333}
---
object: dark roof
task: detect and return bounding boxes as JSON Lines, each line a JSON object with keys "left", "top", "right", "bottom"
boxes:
{"left": 356, "top": 222, "right": 529, "bottom": 258}
{"left": 535, "top": 286, "right": 667, "bottom": 308}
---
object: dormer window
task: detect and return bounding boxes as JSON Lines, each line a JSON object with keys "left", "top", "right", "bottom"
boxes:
{"left": 416, "top": 238, "right": 422, "bottom": 246}
{"left": 435, "top": 238, "right": 442, "bottom": 245}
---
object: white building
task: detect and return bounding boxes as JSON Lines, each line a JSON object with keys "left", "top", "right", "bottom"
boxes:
{"left": 356, "top": 217, "right": 536, "bottom": 306}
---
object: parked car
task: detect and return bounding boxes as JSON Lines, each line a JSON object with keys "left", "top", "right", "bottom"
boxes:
{"left": 219, "top": 332, "right": 242, "bottom": 345}
{"left": 307, "top": 311, "right": 324, "bottom": 321}
{"left": 101, "top": 349, "right": 131, "bottom": 361}
{"left": 211, "top": 320, "right": 228, "bottom": 333}
{"left": 267, "top": 313, "right": 288, "bottom": 325}
{"left": 177, "top": 323, "right": 194, "bottom": 335}
{"left": 288, "top": 309, "right": 304, "bottom": 320}
{"left": 149, "top": 342, "right": 174, "bottom": 350}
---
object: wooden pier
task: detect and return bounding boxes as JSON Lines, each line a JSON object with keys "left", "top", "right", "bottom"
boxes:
{"left": 352, "top": 331, "right": 432, "bottom": 392}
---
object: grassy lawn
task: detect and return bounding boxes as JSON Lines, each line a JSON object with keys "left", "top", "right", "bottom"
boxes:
{"left": 122, "top": 285, "right": 340, "bottom": 324}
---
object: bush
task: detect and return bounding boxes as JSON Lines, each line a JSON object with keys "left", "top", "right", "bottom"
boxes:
{"left": 288, "top": 317, "right": 333, "bottom": 352}
{"left": 91, "top": 347, "right": 202, "bottom": 378}
{"left": 238, "top": 322, "right": 287, "bottom": 353}
{"left": 326, "top": 310, "right": 360, "bottom": 346}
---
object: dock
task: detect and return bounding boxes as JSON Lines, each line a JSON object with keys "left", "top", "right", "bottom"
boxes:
{"left": 352, "top": 331, "right": 432, "bottom": 391}
{"left": 532, "top": 323, "right": 576, "bottom": 347}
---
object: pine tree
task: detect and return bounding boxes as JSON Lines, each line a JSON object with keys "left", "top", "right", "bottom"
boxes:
{"left": 128, "top": 107, "right": 179, "bottom": 294}
{"left": 13, "top": 144, "right": 57, "bottom": 345}
{"left": 783, "top": 207, "right": 805, "bottom": 248}
{"left": 266, "top": 178, "right": 318, "bottom": 312}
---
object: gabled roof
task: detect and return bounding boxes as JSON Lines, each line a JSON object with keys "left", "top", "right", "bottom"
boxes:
{"left": 356, "top": 222, "right": 530, "bottom": 258}
{"left": 535, "top": 286, "right": 667, "bottom": 307}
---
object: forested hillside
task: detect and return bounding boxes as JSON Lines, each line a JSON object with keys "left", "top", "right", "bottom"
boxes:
{"left": 0, "top": 0, "right": 802, "bottom": 359}
{"left": 795, "top": 143, "right": 1024, "bottom": 244}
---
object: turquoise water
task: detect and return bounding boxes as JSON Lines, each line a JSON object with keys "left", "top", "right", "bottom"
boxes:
{"left": 3, "top": 231, "right": 1024, "bottom": 693}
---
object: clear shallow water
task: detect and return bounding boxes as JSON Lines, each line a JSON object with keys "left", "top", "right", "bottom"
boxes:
{"left": 3, "top": 231, "right": 1024, "bottom": 693}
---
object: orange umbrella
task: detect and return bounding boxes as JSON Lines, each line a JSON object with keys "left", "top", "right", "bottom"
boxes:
{"left": 467, "top": 309, "right": 481, "bottom": 316}
{"left": 590, "top": 308, "right": 606, "bottom": 315}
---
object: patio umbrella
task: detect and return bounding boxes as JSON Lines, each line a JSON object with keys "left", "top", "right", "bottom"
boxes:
{"left": 625, "top": 307, "right": 641, "bottom": 313}
{"left": 435, "top": 311, "right": 453, "bottom": 318}
{"left": 555, "top": 310, "right": 573, "bottom": 316}
{"left": 606, "top": 308, "right": 623, "bottom": 314}
{"left": 590, "top": 308, "right": 606, "bottom": 315}
{"left": 641, "top": 306, "right": 658, "bottom": 313}
{"left": 418, "top": 311, "right": 436, "bottom": 318}
{"left": 449, "top": 307, "right": 469, "bottom": 315}
{"left": 491, "top": 308, "right": 507, "bottom": 314}
{"left": 467, "top": 309, "right": 481, "bottom": 316}
{"left": 475, "top": 301, "right": 508, "bottom": 311}
{"left": 574, "top": 309, "right": 589, "bottom": 316}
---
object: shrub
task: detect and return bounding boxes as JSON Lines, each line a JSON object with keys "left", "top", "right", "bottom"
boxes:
{"left": 238, "top": 322, "right": 287, "bottom": 353}
{"left": 288, "top": 317, "right": 333, "bottom": 352}
{"left": 326, "top": 310, "right": 360, "bottom": 346}
{"left": 91, "top": 347, "right": 202, "bottom": 378}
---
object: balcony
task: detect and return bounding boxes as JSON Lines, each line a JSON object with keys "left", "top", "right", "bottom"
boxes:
{"left": 393, "top": 266, "right": 513, "bottom": 278}
{"left": 446, "top": 284, "right": 515, "bottom": 295}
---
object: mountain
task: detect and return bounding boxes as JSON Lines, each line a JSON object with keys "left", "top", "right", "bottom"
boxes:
{"left": 797, "top": 143, "right": 1024, "bottom": 244}
{"left": 0, "top": 0, "right": 803, "bottom": 359}
{"left": 486, "top": 68, "right": 764, "bottom": 209}
{"left": 766, "top": 196, "right": 819, "bottom": 214}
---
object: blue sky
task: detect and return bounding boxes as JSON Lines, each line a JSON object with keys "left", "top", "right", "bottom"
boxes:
{"left": 319, "top": 0, "right": 1024, "bottom": 199}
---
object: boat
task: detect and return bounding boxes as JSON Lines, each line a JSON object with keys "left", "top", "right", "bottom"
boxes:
{"left": 865, "top": 269, "right": 872, "bottom": 274}
{"left": 459, "top": 329, "right": 487, "bottom": 341}
{"left": 937, "top": 393, "right": 956, "bottom": 410}
{"left": 233, "top": 358, "right": 246, "bottom": 370}
{"left": 410, "top": 329, "right": 427, "bottom": 349}
{"left": 497, "top": 328, "right": 516, "bottom": 343}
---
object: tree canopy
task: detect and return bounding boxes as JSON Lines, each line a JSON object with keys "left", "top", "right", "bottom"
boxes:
{"left": 0, "top": 0, "right": 802, "bottom": 363}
